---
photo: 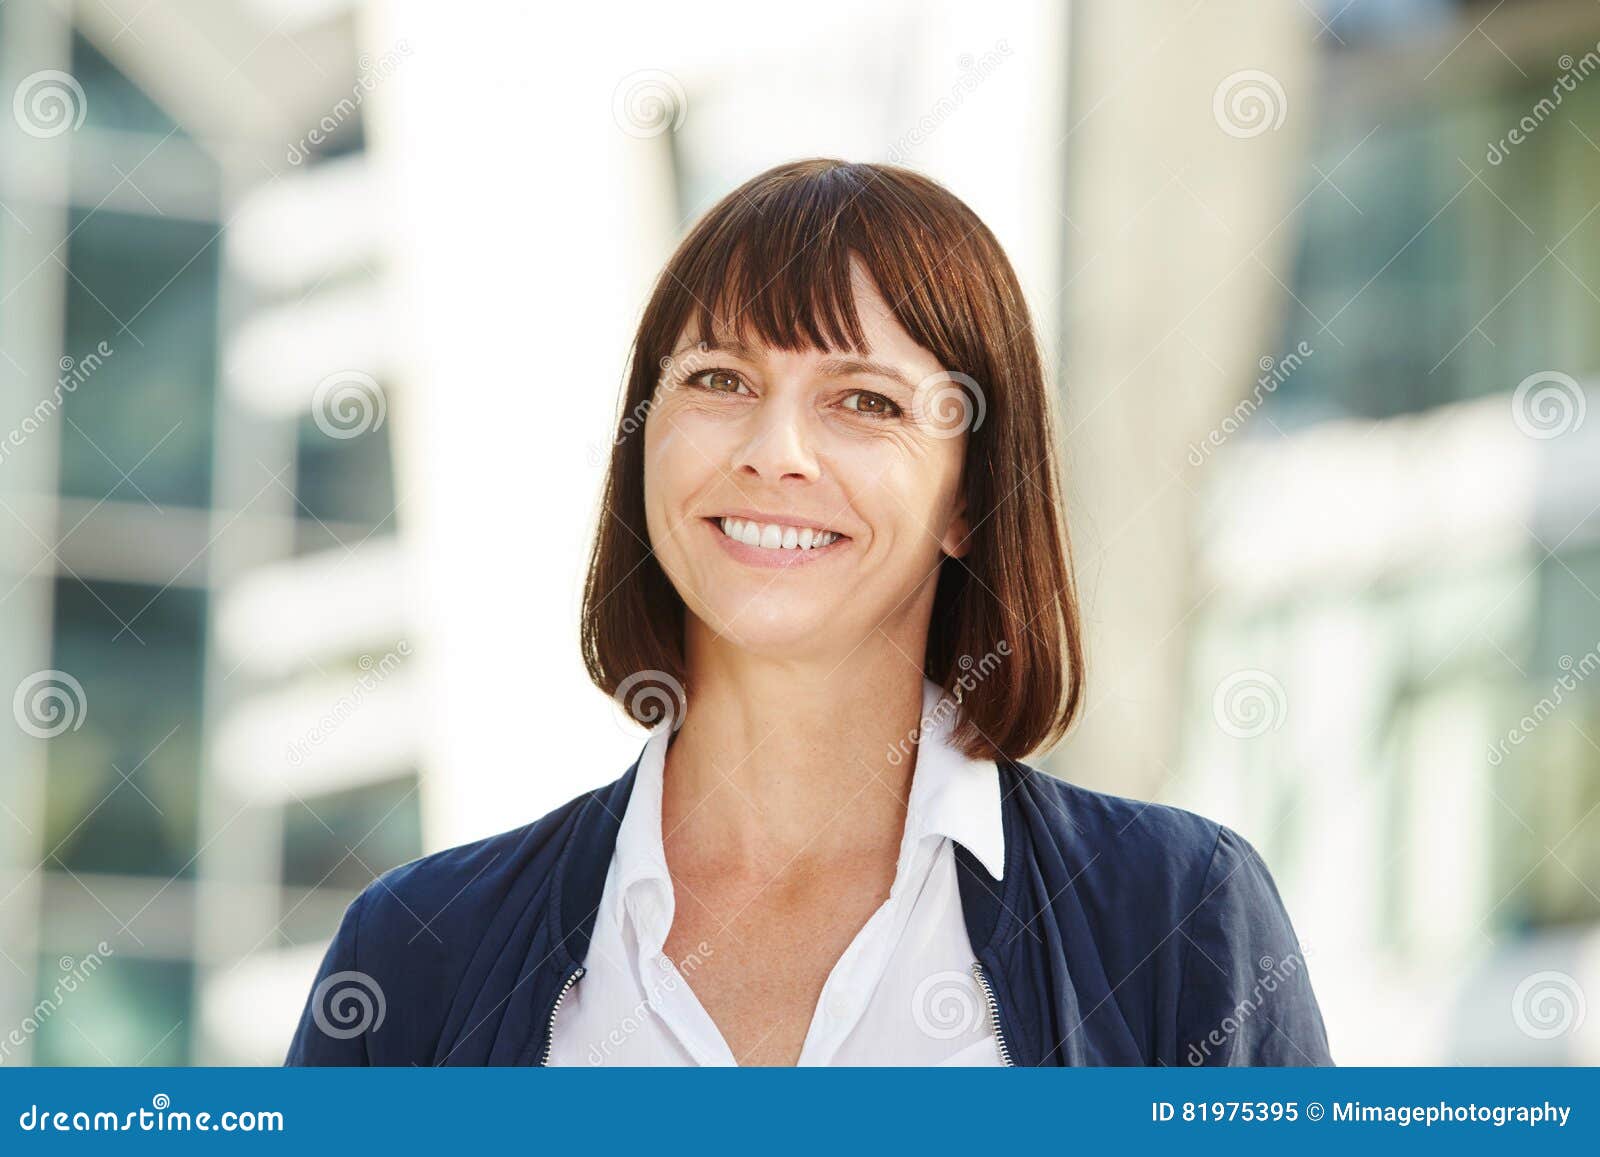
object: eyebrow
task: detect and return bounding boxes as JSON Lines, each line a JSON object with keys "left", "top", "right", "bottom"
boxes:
{"left": 674, "top": 337, "right": 916, "bottom": 392}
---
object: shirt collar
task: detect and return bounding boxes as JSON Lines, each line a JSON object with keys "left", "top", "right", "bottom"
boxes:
{"left": 612, "top": 677, "right": 1007, "bottom": 926}
{"left": 900, "top": 676, "right": 1006, "bottom": 881}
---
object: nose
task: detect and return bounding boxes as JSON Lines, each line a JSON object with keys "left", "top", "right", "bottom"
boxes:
{"left": 731, "top": 393, "right": 819, "bottom": 483}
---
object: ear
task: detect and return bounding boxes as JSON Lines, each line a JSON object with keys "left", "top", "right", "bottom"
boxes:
{"left": 941, "top": 491, "right": 972, "bottom": 559}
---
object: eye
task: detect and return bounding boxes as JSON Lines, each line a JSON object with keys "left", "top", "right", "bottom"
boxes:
{"left": 841, "top": 390, "right": 902, "bottom": 418}
{"left": 689, "top": 368, "right": 752, "bottom": 396}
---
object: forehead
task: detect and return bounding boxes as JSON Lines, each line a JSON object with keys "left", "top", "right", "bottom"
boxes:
{"left": 676, "top": 258, "right": 940, "bottom": 374}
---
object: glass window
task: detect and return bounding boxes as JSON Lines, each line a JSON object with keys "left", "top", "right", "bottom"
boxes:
{"left": 72, "top": 31, "right": 179, "bottom": 137}
{"left": 28, "top": 955, "right": 191, "bottom": 1066}
{"left": 281, "top": 773, "right": 422, "bottom": 895}
{"left": 292, "top": 405, "right": 399, "bottom": 551}
{"left": 59, "top": 209, "right": 219, "bottom": 508}
{"left": 43, "top": 579, "right": 204, "bottom": 878}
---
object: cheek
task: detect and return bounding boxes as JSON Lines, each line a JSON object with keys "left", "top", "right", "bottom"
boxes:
{"left": 643, "top": 413, "right": 723, "bottom": 536}
{"left": 841, "top": 439, "right": 965, "bottom": 536}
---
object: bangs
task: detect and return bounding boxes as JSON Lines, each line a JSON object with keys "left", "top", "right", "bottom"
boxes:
{"left": 662, "top": 161, "right": 963, "bottom": 363}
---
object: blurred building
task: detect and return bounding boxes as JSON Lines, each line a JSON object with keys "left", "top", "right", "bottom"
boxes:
{"left": 0, "top": 0, "right": 1596, "bottom": 1067}
{"left": 1056, "top": 0, "right": 1600, "bottom": 1063}
{"left": 0, "top": 0, "right": 416, "bottom": 1065}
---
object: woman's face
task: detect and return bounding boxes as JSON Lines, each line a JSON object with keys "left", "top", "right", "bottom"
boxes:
{"left": 642, "top": 261, "right": 971, "bottom": 660}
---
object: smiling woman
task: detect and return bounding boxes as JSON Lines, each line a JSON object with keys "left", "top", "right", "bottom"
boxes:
{"left": 285, "top": 159, "right": 1333, "bottom": 1068}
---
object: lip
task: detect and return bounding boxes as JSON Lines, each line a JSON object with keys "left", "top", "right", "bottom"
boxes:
{"left": 703, "top": 517, "right": 851, "bottom": 569}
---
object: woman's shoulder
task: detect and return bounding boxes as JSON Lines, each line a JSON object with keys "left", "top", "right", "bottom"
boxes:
{"left": 1002, "top": 757, "right": 1245, "bottom": 884}
{"left": 999, "top": 760, "right": 1331, "bottom": 1065}
{"left": 997, "top": 758, "right": 1304, "bottom": 938}
{"left": 349, "top": 771, "right": 628, "bottom": 945}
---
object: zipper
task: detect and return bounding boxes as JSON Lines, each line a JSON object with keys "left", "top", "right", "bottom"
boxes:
{"left": 970, "top": 960, "right": 1015, "bottom": 1067}
{"left": 538, "top": 965, "right": 586, "bottom": 1066}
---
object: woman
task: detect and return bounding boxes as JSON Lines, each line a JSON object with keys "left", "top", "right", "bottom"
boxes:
{"left": 286, "top": 159, "right": 1331, "bottom": 1067}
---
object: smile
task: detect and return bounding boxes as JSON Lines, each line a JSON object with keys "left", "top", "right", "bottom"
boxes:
{"left": 703, "top": 515, "right": 851, "bottom": 568}
{"left": 715, "top": 516, "right": 845, "bottom": 551}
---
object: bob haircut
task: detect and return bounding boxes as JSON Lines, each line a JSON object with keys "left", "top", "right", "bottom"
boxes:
{"left": 581, "top": 158, "right": 1083, "bottom": 762}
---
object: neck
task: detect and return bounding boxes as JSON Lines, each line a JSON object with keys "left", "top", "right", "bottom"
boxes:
{"left": 659, "top": 621, "right": 931, "bottom": 875}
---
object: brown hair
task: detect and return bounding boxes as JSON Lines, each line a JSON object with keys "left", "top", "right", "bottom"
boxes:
{"left": 581, "top": 158, "right": 1083, "bottom": 762}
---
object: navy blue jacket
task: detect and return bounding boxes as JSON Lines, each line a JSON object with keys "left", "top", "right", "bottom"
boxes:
{"left": 285, "top": 756, "right": 1332, "bottom": 1066}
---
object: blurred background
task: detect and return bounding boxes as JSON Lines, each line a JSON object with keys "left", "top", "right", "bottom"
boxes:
{"left": 1, "top": 0, "right": 1597, "bottom": 1066}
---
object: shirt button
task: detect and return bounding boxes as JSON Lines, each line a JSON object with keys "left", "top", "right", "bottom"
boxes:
{"left": 827, "top": 993, "right": 850, "bottom": 1019}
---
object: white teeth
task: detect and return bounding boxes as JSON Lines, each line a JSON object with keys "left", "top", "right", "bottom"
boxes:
{"left": 716, "top": 518, "right": 842, "bottom": 552}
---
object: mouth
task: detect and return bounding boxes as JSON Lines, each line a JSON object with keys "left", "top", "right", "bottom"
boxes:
{"left": 704, "top": 515, "right": 852, "bottom": 567}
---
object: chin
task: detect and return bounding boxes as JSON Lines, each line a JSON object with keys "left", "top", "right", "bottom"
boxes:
{"left": 694, "top": 597, "right": 840, "bottom": 655}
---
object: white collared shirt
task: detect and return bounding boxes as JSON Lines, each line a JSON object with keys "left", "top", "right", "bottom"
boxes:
{"left": 545, "top": 678, "right": 1007, "bottom": 1066}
